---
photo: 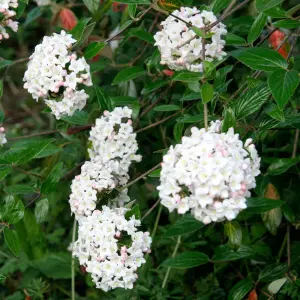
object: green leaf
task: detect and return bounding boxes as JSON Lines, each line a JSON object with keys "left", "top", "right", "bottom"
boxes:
{"left": 256, "top": 0, "right": 284, "bottom": 12}
{"left": 154, "top": 105, "right": 180, "bottom": 112}
{"left": 232, "top": 85, "right": 270, "bottom": 119}
{"left": 0, "top": 60, "right": 13, "bottom": 70}
{"left": 162, "top": 252, "right": 209, "bottom": 269}
{"left": 24, "top": 7, "right": 42, "bottom": 27}
{"left": 282, "top": 203, "right": 295, "bottom": 223}
{"left": 224, "top": 221, "right": 242, "bottom": 250}
{"left": 0, "top": 274, "right": 6, "bottom": 283}
{"left": 231, "top": 48, "right": 288, "bottom": 71}
{"left": 41, "top": 163, "right": 64, "bottom": 195}
{"left": 35, "top": 198, "right": 49, "bottom": 224}
{"left": 176, "top": 114, "right": 204, "bottom": 123}
{"left": 31, "top": 253, "right": 72, "bottom": 279}
{"left": 262, "top": 206, "right": 282, "bottom": 236}
{"left": 222, "top": 108, "right": 236, "bottom": 132}
{"left": 173, "top": 122, "right": 184, "bottom": 142}
{"left": 245, "top": 197, "right": 284, "bottom": 213}
{"left": 180, "top": 93, "right": 201, "bottom": 102}
{"left": 114, "top": 0, "right": 151, "bottom": 3}
{"left": 228, "top": 278, "right": 254, "bottom": 300}
{"left": 0, "top": 166, "right": 12, "bottom": 181}
{"left": 61, "top": 111, "right": 88, "bottom": 125}
{"left": 264, "top": 6, "right": 287, "bottom": 18}
{"left": 273, "top": 19, "right": 300, "bottom": 29}
{"left": 268, "top": 278, "right": 287, "bottom": 294}
{"left": 268, "top": 158, "right": 300, "bottom": 175}
{"left": 172, "top": 71, "right": 202, "bottom": 82}
{"left": 201, "top": 83, "right": 214, "bottom": 104}
{"left": 141, "top": 80, "right": 168, "bottom": 94}
{"left": 70, "top": 18, "right": 91, "bottom": 41}
{"left": 84, "top": 42, "right": 107, "bottom": 59}
{"left": 213, "top": 245, "right": 254, "bottom": 262}
{"left": 287, "top": 4, "right": 300, "bottom": 17}
{"left": 268, "top": 69, "right": 299, "bottom": 110}
{"left": 248, "top": 13, "right": 267, "bottom": 44}
{"left": 94, "top": 86, "right": 113, "bottom": 111}
{"left": 0, "top": 196, "right": 24, "bottom": 224}
{"left": 125, "top": 204, "right": 141, "bottom": 220}
{"left": 225, "top": 33, "right": 247, "bottom": 46}
{"left": 75, "top": 22, "right": 96, "bottom": 49}
{"left": 0, "top": 80, "right": 3, "bottom": 100}
{"left": 128, "top": 28, "right": 155, "bottom": 44}
{"left": 90, "top": 58, "right": 110, "bottom": 73}
{"left": 128, "top": 4, "right": 137, "bottom": 19}
{"left": 211, "top": 0, "right": 231, "bottom": 14}
{"left": 4, "top": 185, "right": 36, "bottom": 195}
{"left": 258, "top": 263, "right": 287, "bottom": 282}
{"left": 163, "top": 214, "right": 204, "bottom": 237}
{"left": 83, "top": 0, "right": 99, "bottom": 14}
{"left": 16, "top": 0, "right": 28, "bottom": 18}
{"left": 157, "top": 0, "right": 182, "bottom": 12}
{"left": 4, "top": 228, "right": 21, "bottom": 257}
{"left": 148, "top": 169, "right": 161, "bottom": 178}
{"left": 112, "top": 67, "right": 146, "bottom": 85}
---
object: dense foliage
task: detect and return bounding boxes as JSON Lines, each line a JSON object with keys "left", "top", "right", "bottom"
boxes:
{"left": 0, "top": 0, "right": 300, "bottom": 299}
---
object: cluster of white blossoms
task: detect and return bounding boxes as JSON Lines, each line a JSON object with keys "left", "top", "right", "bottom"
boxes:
{"left": 23, "top": 30, "right": 92, "bottom": 119}
{"left": 154, "top": 7, "right": 227, "bottom": 72}
{"left": 0, "top": 0, "right": 19, "bottom": 41}
{"left": 0, "top": 127, "right": 7, "bottom": 146}
{"left": 158, "top": 121, "right": 260, "bottom": 224}
{"left": 69, "top": 107, "right": 142, "bottom": 219}
{"left": 73, "top": 206, "right": 151, "bottom": 291}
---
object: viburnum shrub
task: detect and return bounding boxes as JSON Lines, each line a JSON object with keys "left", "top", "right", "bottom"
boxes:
{"left": 0, "top": 0, "right": 300, "bottom": 299}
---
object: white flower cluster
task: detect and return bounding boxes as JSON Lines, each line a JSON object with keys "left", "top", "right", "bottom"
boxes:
{"left": 73, "top": 206, "right": 151, "bottom": 291}
{"left": 0, "top": 0, "right": 19, "bottom": 41}
{"left": 69, "top": 107, "right": 142, "bottom": 219}
{"left": 154, "top": 7, "right": 227, "bottom": 72}
{"left": 158, "top": 121, "right": 260, "bottom": 224}
{"left": 23, "top": 30, "right": 92, "bottom": 119}
{"left": 0, "top": 127, "right": 7, "bottom": 146}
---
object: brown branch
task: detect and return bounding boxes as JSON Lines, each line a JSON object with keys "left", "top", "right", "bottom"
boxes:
{"left": 12, "top": 165, "right": 43, "bottom": 179}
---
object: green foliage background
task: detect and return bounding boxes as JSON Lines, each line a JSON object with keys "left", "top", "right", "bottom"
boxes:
{"left": 0, "top": 0, "right": 300, "bottom": 299}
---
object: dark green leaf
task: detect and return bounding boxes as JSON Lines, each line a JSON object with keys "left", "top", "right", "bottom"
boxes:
{"left": 154, "top": 105, "right": 180, "bottom": 112}
{"left": 248, "top": 13, "right": 267, "bottom": 44}
{"left": 75, "top": 22, "right": 96, "bottom": 49}
{"left": 112, "top": 67, "right": 146, "bottom": 85}
{"left": 0, "top": 196, "right": 24, "bottom": 224}
{"left": 282, "top": 203, "right": 295, "bottom": 223}
{"left": 16, "top": 0, "right": 28, "bottom": 18}
{"left": 128, "top": 28, "right": 155, "bottom": 44}
{"left": 228, "top": 278, "right": 254, "bottom": 300}
{"left": 35, "top": 198, "right": 49, "bottom": 224}
{"left": 61, "top": 111, "right": 88, "bottom": 125}
{"left": 41, "top": 163, "right": 64, "bottom": 195}
{"left": 201, "top": 83, "right": 214, "bottom": 104}
{"left": 0, "top": 274, "right": 6, "bottom": 283}
{"left": 24, "top": 7, "right": 42, "bottom": 27}
{"left": 273, "top": 19, "right": 300, "bottom": 29}
{"left": 231, "top": 48, "right": 288, "bottom": 71}
{"left": 162, "top": 252, "right": 209, "bottom": 268}
{"left": 176, "top": 114, "right": 204, "bottom": 123}
{"left": 268, "top": 69, "right": 299, "bottom": 110}
{"left": 259, "top": 263, "right": 287, "bottom": 282}
{"left": 125, "top": 204, "right": 141, "bottom": 220}
{"left": 256, "top": 0, "right": 284, "bottom": 12}
{"left": 213, "top": 245, "right": 254, "bottom": 262}
{"left": 211, "top": 0, "right": 231, "bottom": 14}
{"left": 232, "top": 85, "right": 270, "bottom": 119}
{"left": 128, "top": 4, "right": 137, "bottom": 18}
{"left": 268, "top": 158, "right": 300, "bottom": 175}
{"left": 94, "top": 86, "right": 113, "bottom": 111}
{"left": 4, "top": 228, "right": 21, "bottom": 257}
{"left": 83, "top": 0, "right": 99, "bottom": 14}
{"left": 173, "top": 122, "right": 184, "bottom": 142}
{"left": 148, "top": 169, "right": 161, "bottom": 178}
{"left": 141, "top": 80, "right": 168, "bottom": 94}
{"left": 264, "top": 6, "right": 287, "bottom": 18}
{"left": 70, "top": 18, "right": 91, "bottom": 41}
{"left": 222, "top": 108, "right": 236, "bottom": 132}
{"left": 4, "top": 185, "right": 36, "bottom": 195}
{"left": 163, "top": 214, "right": 204, "bottom": 237}
{"left": 180, "top": 93, "right": 201, "bottom": 102}
{"left": 0, "top": 60, "right": 13, "bottom": 70}
{"left": 0, "top": 166, "right": 12, "bottom": 181}
{"left": 246, "top": 197, "right": 284, "bottom": 213}
{"left": 84, "top": 42, "right": 107, "bottom": 59}
{"left": 225, "top": 33, "right": 247, "bottom": 46}
{"left": 172, "top": 71, "right": 202, "bottom": 82}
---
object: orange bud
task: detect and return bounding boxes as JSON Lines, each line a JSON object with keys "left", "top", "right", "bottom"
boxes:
{"left": 59, "top": 8, "right": 77, "bottom": 31}
{"left": 80, "top": 265, "right": 87, "bottom": 273}
{"left": 248, "top": 289, "right": 258, "bottom": 300}
{"left": 269, "top": 30, "right": 289, "bottom": 59}
{"left": 162, "top": 69, "right": 174, "bottom": 77}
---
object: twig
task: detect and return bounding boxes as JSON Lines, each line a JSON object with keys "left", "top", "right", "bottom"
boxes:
{"left": 8, "top": 130, "right": 60, "bottom": 142}
{"left": 162, "top": 235, "right": 181, "bottom": 288}
{"left": 71, "top": 218, "right": 77, "bottom": 300}
{"left": 287, "top": 28, "right": 300, "bottom": 61}
{"left": 118, "top": 163, "right": 161, "bottom": 191}
{"left": 201, "top": 36, "right": 208, "bottom": 131}
{"left": 12, "top": 165, "right": 43, "bottom": 179}
{"left": 141, "top": 199, "right": 160, "bottom": 221}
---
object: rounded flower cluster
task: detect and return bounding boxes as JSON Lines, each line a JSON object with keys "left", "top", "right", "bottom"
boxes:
{"left": 23, "top": 30, "right": 92, "bottom": 119}
{"left": 0, "top": 127, "right": 7, "bottom": 146}
{"left": 0, "top": 0, "right": 19, "bottom": 41}
{"left": 73, "top": 206, "right": 151, "bottom": 291}
{"left": 69, "top": 107, "right": 141, "bottom": 219}
{"left": 157, "top": 121, "right": 260, "bottom": 224}
{"left": 154, "top": 7, "right": 227, "bottom": 72}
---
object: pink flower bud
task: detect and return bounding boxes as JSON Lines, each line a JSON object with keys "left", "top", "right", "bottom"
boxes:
{"left": 103, "top": 110, "right": 109, "bottom": 116}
